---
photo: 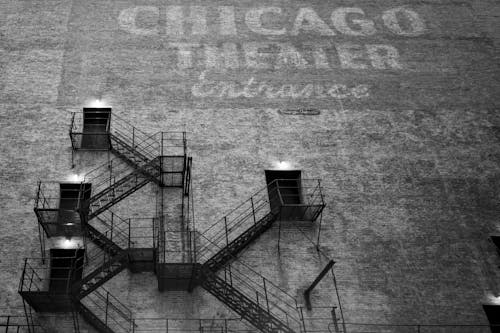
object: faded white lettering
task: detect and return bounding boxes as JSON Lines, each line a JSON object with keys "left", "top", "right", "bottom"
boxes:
{"left": 192, "top": 72, "right": 370, "bottom": 99}
{"left": 336, "top": 43, "right": 368, "bottom": 69}
{"left": 366, "top": 44, "right": 402, "bottom": 69}
{"left": 382, "top": 7, "right": 425, "bottom": 36}
{"left": 291, "top": 8, "right": 335, "bottom": 36}
{"left": 331, "top": 8, "right": 376, "bottom": 36}
{"left": 245, "top": 7, "right": 286, "bottom": 35}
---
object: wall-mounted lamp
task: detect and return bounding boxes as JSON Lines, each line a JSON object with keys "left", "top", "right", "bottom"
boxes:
{"left": 275, "top": 161, "right": 292, "bottom": 170}
{"left": 68, "top": 173, "right": 84, "bottom": 182}
{"left": 88, "top": 99, "right": 109, "bottom": 108}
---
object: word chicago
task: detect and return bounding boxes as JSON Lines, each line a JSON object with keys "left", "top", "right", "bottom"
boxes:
{"left": 118, "top": 6, "right": 426, "bottom": 71}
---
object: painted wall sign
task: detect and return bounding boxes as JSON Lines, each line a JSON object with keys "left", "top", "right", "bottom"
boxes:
{"left": 117, "top": 5, "right": 423, "bottom": 72}
{"left": 56, "top": 1, "right": 495, "bottom": 110}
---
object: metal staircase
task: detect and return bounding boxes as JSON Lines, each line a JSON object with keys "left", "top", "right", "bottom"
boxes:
{"left": 72, "top": 240, "right": 128, "bottom": 300}
{"left": 21, "top": 110, "right": 335, "bottom": 333}
{"left": 80, "top": 157, "right": 161, "bottom": 220}
{"left": 196, "top": 178, "right": 326, "bottom": 273}
{"left": 193, "top": 179, "right": 326, "bottom": 333}
{"left": 77, "top": 287, "right": 135, "bottom": 333}
{"left": 203, "top": 212, "right": 277, "bottom": 272}
{"left": 195, "top": 182, "right": 281, "bottom": 271}
{"left": 70, "top": 224, "right": 132, "bottom": 332}
{"left": 197, "top": 266, "right": 299, "bottom": 333}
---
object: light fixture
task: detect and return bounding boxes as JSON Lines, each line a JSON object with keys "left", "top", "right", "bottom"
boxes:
{"left": 68, "top": 173, "right": 84, "bottom": 182}
{"left": 487, "top": 293, "right": 500, "bottom": 305}
{"left": 275, "top": 160, "right": 292, "bottom": 170}
{"left": 61, "top": 238, "right": 75, "bottom": 249}
{"left": 89, "top": 99, "right": 107, "bottom": 108}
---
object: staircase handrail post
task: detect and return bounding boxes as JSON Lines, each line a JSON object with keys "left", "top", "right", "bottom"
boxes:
{"left": 109, "top": 160, "right": 113, "bottom": 189}
{"left": 250, "top": 197, "right": 256, "bottom": 225}
{"left": 331, "top": 307, "right": 340, "bottom": 333}
{"left": 35, "top": 181, "right": 41, "bottom": 209}
{"left": 224, "top": 217, "right": 229, "bottom": 246}
{"left": 19, "top": 258, "right": 28, "bottom": 292}
{"left": 66, "top": 255, "right": 74, "bottom": 295}
{"left": 263, "top": 277, "right": 270, "bottom": 314}
{"left": 299, "top": 306, "right": 306, "bottom": 333}
{"left": 111, "top": 212, "right": 114, "bottom": 242}
{"left": 161, "top": 132, "right": 164, "bottom": 156}
{"left": 105, "top": 291, "right": 109, "bottom": 326}
{"left": 183, "top": 131, "right": 187, "bottom": 156}
{"left": 132, "top": 127, "right": 135, "bottom": 150}
{"left": 276, "top": 180, "right": 284, "bottom": 206}
{"left": 128, "top": 218, "right": 132, "bottom": 249}
{"left": 317, "top": 179, "right": 325, "bottom": 206}
{"left": 193, "top": 225, "right": 197, "bottom": 263}
{"left": 5, "top": 315, "right": 10, "bottom": 333}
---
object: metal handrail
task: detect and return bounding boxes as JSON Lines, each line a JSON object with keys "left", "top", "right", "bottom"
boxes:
{"left": 196, "top": 233, "right": 301, "bottom": 331}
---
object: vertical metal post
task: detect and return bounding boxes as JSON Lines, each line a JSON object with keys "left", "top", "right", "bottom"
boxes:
{"left": 263, "top": 278, "right": 270, "bottom": 313}
{"left": 166, "top": 319, "right": 169, "bottom": 333}
{"left": 316, "top": 212, "right": 323, "bottom": 251}
{"left": 331, "top": 308, "right": 340, "bottom": 333}
{"left": 224, "top": 319, "right": 228, "bottom": 333}
{"left": 277, "top": 214, "right": 282, "bottom": 253}
{"left": 417, "top": 325, "right": 421, "bottom": 333}
{"left": 6, "top": 314, "right": 10, "bottom": 333}
{"left": 105, "top": 292, "right": 109, "bottom": 325}
{"left": 128, "top": 218, "right": 132, "bottom": 249}
{"left": 161, "top": 132, "right": 164, "bottom": 156}
{"left": 111, "top": 212, "right": 114, "bottom": 242}
{"left": 109, "top": 160, "right": 113, "bottom": 188}
{"left": 22, "top": 298, "right": 31, "bottom": 333}
{"left": 250, "top": 197, "right": 256, "bottom": 225}
{"left": 199, "top": 319, "right": 202, "bottom": 333}
{"left": 183, "top": 132, "right": 187, "bottom": 156}
{"left": 132, "top": 127, "right": 135, "bottom": 149}
{"left": 299, "top": 307, "right": 306, "bottom": 333}
{"left": 38, "top": 224, "right": 45, "bottom": 264}
{"left": 224, "top": 217, "right": 229, "bottom": 246}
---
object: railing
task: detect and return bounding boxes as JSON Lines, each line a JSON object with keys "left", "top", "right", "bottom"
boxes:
{"left": 197, "top": 233, "right": 303, "bottom": 333}
{"left": 92, "top": 210, "right": 131, "bottom": 250}
{"left": 195, "top": 179, "right": 325, "bottom": 267}
{"left": 80, "top": 287, "right": 134, "bottom": 333}
{"left": 194, "top": 182, "right": 279, "bottom": 266}
{"left": 128, "top": 217, "right": 156, "bottom": 249}
{"left": 342, "top": 324, "right": 496, "bottom": 333}
{"left": 299, "top": 307, "right": 344, "bottom": 333}
{"left": 155, "top": 216, "right": 196, "bottom": 264}
{"left": 70, "top": 111, "right": 187, "bottom": 160}
{"left": 69, "top": 112, "right": 110, "bottom": 151}
{"left": 79, "top": 157, "right": 134, "bottom": 202}
{"left": 0, "top": 315, "right": 45, "bottom": 333}
{"left": 19, "top": 257, "right": 78, "bottom": 294}
{"left": 34, "top": 181, "right": 83, "bottom": 238}
{"left": 272, "top": 179, "right": 325, "bottom": 222}
{"left": 131, "top": 318, "right": 255, "bottom": 333}
{"left": 76, "top": 239, "right": 116, "bottom": 278}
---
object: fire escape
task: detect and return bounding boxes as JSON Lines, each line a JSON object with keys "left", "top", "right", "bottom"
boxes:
{"left": 18, "top": 107, "right": 334, "bottom": 333}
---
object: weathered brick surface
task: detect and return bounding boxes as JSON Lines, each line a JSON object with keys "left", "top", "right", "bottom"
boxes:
{"left": 1, "top": 0, "right": 500, "bottom": 332}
